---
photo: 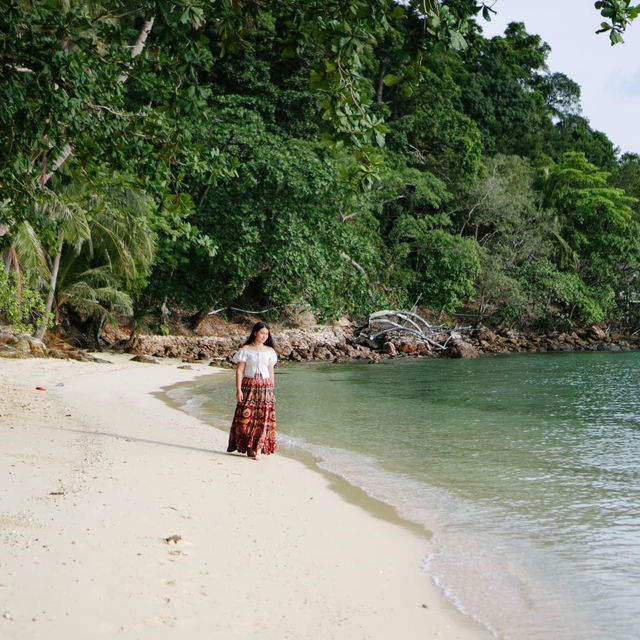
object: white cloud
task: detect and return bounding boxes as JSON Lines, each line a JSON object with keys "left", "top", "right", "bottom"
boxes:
{"left": 608, "top": 68, "right": 640, "bottom": 98}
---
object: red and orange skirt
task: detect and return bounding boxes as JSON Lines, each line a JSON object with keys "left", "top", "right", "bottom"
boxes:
{"left": 227, "top": 376, "right": 276, "bottom": 455}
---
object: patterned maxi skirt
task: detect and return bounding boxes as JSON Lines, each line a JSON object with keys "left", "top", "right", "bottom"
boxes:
{"left": 227, "top": 376, "right": 277, "bottom": 455}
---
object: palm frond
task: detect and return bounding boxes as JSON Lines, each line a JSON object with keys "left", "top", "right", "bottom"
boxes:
{"left": 58, "top": 276, "right": 133, "bottom": 318}
{"left": 13, "top": 222, "right": 50, "bottom": 287}
{"left": 89, "top": 209, "right": 155, "bottom": 285}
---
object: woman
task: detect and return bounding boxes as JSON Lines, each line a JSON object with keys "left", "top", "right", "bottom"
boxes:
{"left": 227, "top": 321, "right": 278, "bottom": 460}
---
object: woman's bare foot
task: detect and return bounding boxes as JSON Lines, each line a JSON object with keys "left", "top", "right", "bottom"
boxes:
{"left": 253, "top": 450, "right": 262, "bottom": 461}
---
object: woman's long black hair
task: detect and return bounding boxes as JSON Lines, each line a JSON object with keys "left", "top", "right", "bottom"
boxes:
{"left": 243, "top": 321, "right": 275, "bottom": 348}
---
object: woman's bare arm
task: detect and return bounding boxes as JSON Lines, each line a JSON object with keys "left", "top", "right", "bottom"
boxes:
{"left": 236, "top": 362, "right": 245, "bottom": 402}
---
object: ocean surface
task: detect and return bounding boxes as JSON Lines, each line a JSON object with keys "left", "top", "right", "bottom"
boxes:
{"left": 167, "top": 352, "right": 640, "bottom": 640}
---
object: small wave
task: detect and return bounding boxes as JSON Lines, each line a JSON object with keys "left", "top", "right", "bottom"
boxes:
{"left": 278, "top": 432, "right": 611, "bottom": 640}
{"left": 173, "top": 359, "right": 640, "bottom": 640}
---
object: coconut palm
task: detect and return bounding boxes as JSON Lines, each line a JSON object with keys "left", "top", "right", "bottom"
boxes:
{"left": 31, "top": 172, "right": 156, "bottom": 340}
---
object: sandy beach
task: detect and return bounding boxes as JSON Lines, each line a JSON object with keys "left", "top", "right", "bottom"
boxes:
{"left": 0, "top": 354, "right": 491, "bottom": 640}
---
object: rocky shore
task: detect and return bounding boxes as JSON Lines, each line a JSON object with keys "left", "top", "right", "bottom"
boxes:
{"left": 2, "top": 323, "right": 639, "bottom": 363}
{"left": 126, "top": 323, "right": 640, "bottom": 363}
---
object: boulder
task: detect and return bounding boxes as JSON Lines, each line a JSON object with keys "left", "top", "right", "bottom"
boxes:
{"left": 475, "top": 327, "right": 497, "bottom": 342}
{"left": 130, "top": 354, "right": 160, "bottom": 364}
{"left": 447, "top": 338, "right": 480, "bottom": 359}
{"left": 0, "top": 348, "right": 29, "bottom": 359}
{"left": 313, "top": 346, "right": 334, "bottom": 360}
{"left": 0, "top": 332, "right": 18, "bottom": 345}
{"left": 382, "top": 341, "right": 397, "bottom": 356}
{"left": 597, "top": 344, "right": 621, "bottom": 352}
{"left": 587, "top": 325, "right": 607, "bottom": 340}
{"left": 27, "top": 337, "right": 48, "bottom": 358}
{"left": 15, "top": 337, "right": 31, "bottom": 355}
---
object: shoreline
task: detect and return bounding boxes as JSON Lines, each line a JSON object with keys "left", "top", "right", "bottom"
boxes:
{"left": 160, "top": 373, "right": 434, "bottom": 543}
{"left": 0, "top": 354, "right": 491, "bottom": 639}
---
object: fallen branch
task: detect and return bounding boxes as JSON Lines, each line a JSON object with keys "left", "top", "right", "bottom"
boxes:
{"left": 362, "top": 309, "right": 472, "bottom": 351}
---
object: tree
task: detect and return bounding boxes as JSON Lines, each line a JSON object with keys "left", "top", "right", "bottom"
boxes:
{"left": 549, "top": 116, "right": 618, "bottom": 170}
{"left": 610, "top": 153, "right": 640, "bottom": 216}
{"left": 540, "top": 152, "right": 640, "bottom": 322}
{"left": 386, "top": 54, "right": 484, "bottom": 186}
{"left": 2, "top": 0, "right": 640, "bottom": 337}
{"left": 458, "top": 22, "right": 553, "bottom": 158}
{"left": 453, "top": 154, "right": 587, "bottom": 327}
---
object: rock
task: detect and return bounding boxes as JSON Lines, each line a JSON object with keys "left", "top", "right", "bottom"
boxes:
{"left": 0, "top": 332, "right": 18, "bottom": 345}
{"left": 210, "top": 359, "right": 233, "bottom": 368}
{"left": 355, "top": 335, "right": 380, "bottom": 350}
{"left": 382, "top": 341, "right": 397, "bottom": 356}
{"left": 0, "top": 349, "right": 28, "bottom": 359}
{"left": 597, "top": 344, "right": 621, "bottom": 352}
{"left": 312, "top": 346, "right": 333, "bottom": 360}
{"left": 278, "top": 345, "right": 293, "bottom": 358}
{"left": 130, "top": 354, "right": 160, "bottom": 364}
{"left": 447, "top": 338, "right": 480, "bottom": 359}
{"left": 587, "top": 325, "right": 607, "bottom": 340}
{"left": 15, "top": 337, "right": 31, "bottom": 355}
{"left": 66, "top": 351, "right": 94, "bottom": 362}
{"left": 398, "top": 341, "right": 417, "bottom": 355}
{"left": 48, "top": 349, "right": 71, "bottom": 360}
{"left": 476, "top": 327, "right": 497, "bottom": 342}
{"left": 27, "top": 338, "right": 48, "bottom": 358}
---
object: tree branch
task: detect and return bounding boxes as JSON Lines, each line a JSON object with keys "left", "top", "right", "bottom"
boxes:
{"left": 341, "top": 251, "right": 376, "bottom": 303}
{"left": 88, "top": 104, "right": 143, "bottom": 117}
{"left": 42, "top": 143, "right": 72, "bottom": 186}
{"left": 42, "top": 17, "right": 155, "bottom": 187}
{"left": 363, "top": 310, "right": 471, "bottom": 352}
{"left": 119, "top": 18, "right": 155, "bottom": 83}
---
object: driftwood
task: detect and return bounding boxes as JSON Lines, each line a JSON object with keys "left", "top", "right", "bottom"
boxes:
{"left": 362, "top": 310, "right": 472, "bottom": 351}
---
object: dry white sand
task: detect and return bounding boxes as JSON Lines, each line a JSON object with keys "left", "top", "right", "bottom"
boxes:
{"left": 0, "top": 354, "right": 491, "bottom": 639}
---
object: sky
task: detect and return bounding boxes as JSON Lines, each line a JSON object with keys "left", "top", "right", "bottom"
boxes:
{"left": 476, "top": 0, "right": 640, "bottom": 156}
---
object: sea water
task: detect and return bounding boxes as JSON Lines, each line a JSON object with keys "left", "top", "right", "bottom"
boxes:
{"left": 167, "top": 352, "right": 640, "bottom": 640}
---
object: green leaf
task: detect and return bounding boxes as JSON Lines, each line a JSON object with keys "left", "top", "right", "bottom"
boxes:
{"left": 383, "top": 74, "right": 401, "bottom": 87}
{"left": 611, "top": 29, "right": 625, "bottom": 44}
{"left": 449, "top": 31, "right": 468, "bottom": 51}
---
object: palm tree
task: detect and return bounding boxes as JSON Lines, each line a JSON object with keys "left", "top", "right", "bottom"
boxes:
{"left": 33, "top": 172, "right": 155, "bottom": 340}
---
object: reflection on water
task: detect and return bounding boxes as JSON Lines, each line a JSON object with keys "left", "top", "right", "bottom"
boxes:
{"left": 170, "top": 352, "right": 640, "bottom": 640}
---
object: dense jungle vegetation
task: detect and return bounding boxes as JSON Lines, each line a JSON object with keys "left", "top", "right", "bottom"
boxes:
{"left": 2, "top": 0, "right": 640, "bottom": 338}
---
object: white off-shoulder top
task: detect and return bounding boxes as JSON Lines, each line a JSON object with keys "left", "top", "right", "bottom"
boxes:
{"left": 233, "top": 347, "right": 278, "bottom": 379}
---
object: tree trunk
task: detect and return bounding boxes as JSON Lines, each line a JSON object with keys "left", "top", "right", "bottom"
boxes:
{"left": 32, "top": 17, "right": 157, "bottom": 341}
{"left": 35, "top": 237, "right": 63, "bottom": 341}
{"left": 42, "top": 143, "right": 73, "bottom": 187}
{"left": 118, "top": 18, "right": 155, "bottom": 83}
{"left": 4, "top": 248, "right": 14, "bottom": 274}
{"left": 43, "top": 17, "right": 155, "bottom": 184}
{"left": 376, "top": 59, "right": 387, "bottom": 104}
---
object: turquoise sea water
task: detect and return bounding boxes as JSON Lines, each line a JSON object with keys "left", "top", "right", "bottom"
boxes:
{"left": 168, "top": 352, "right": 640, "bottom": 640}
